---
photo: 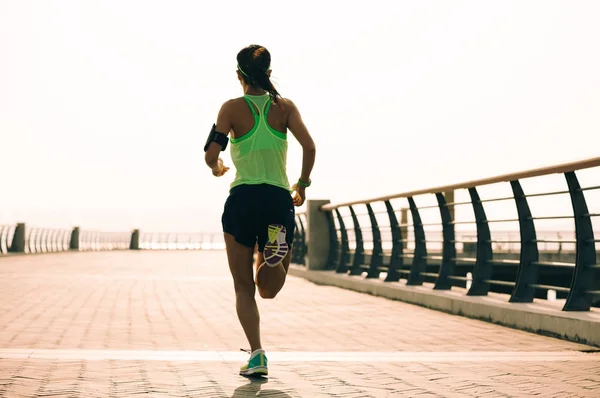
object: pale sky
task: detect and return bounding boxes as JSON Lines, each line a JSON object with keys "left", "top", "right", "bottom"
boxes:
{"left": 1, "top": 0, "right": 599, "bottom": 233}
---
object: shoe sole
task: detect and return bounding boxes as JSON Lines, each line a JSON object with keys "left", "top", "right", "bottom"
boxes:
{"left": 240, "top": 366, "right": 268, "bottom": 376}
{"left": 263, "top": 224, "right": 288, "bottom": 267}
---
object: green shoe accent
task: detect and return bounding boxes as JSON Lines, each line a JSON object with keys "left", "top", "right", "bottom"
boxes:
{"left": 240, "top": 350, "right": 268, "bottom": 376}
{"left": 267, "top": 224, "right": 282, "bottom": 243}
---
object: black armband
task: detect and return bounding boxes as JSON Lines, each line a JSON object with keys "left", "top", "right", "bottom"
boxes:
{"left": 204, "top": 123, "right": 229, "bottom": 152}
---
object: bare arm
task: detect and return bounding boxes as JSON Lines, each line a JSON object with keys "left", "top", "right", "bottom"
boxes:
{"left": 287, "top": 99, "right": 316, "bottom": 185}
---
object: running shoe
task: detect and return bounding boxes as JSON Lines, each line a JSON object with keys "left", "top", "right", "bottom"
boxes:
{"left": 239, "top": 349, "right": 268, "bottom": 376}
{"left": 263, "top": 224, "right": 288, "bottom": 267}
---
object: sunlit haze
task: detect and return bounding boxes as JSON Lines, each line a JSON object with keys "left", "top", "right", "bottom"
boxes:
{"left": 1, "top": 0, "right": 599, "bottom": 233}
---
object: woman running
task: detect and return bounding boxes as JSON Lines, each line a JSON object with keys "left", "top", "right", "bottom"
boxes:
{"left": 204, "top": 44, "right": 316, "bottom": 376}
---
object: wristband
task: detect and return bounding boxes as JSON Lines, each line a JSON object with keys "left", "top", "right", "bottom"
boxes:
{"left": 297, "top": 178, "right": 311, "bottom": 188}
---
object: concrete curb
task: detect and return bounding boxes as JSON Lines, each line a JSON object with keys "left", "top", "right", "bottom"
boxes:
{"left": 289, "top": 265, "right": 600, "bottom": 348}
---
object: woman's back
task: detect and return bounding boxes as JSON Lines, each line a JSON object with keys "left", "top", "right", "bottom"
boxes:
{"left": 229, "top": 95, "right": 290, "bottom": 141}
{"left": 228, "top": 93, "right": 291, "bottom": 191}
{"left": 204, "top": 42, "right": 316, "bottom": 204}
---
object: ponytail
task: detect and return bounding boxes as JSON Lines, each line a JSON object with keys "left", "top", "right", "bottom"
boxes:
{"left": 237, "top": 45, "right": 281, "bottom": 104}
{"left": 252, "top": 72, "right": 280, "bottom": 104}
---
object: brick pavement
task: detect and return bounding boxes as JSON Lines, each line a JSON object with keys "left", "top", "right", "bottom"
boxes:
{"left": 0, "top": 251, "right": 598, "bottom": 397}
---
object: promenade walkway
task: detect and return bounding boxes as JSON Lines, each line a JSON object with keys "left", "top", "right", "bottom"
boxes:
{"left": 0, "top": 251, "right": 598, "bottom": 397}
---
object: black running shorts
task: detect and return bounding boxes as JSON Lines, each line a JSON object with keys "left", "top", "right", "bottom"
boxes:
{"left": 222, "top": 183, "right": 296, "bottom": 252}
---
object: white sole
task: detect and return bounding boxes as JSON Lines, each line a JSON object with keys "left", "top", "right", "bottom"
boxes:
{"left": 240, "top": 366, "right": 268, "bottom": 376}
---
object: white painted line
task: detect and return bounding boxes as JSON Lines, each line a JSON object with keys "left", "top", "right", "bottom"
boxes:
{"left": 3, "top": 275, "right": 232, "bottom": 281}
{"left": 0, "top": 349, "right": 596, "bottom": 362}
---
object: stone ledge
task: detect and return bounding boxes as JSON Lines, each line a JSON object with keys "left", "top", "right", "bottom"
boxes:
{"left": 288, "top": 265, "right": 600, "bottom": 348}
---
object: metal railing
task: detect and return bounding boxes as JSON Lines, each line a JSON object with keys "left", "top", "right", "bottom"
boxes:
{"left": 0, "top": 224, "right": 136, "bottom": 254}
{"left": 292, "top": 212, "right": 307, "bottom": 265}
{"left": 0, "top": 225, "right": 16, "bottom": 254}
{"left": 23, "top": 227, "right": 73, "bottom": 253}
{"left": 0, "top": 223, "right": 224, "bottom": 255}
{"left": 77, "top": 230, "right": 132, "bottom": 251}
{"left": 314, "top": 157, "right": 600, "bottom": 312}
{"left": 138, "top": 232, "right": 224, "bottom": 250}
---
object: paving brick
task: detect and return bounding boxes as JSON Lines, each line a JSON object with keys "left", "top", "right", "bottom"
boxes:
{"left": 0, "top": 251, "right": 598, "bottom": 397}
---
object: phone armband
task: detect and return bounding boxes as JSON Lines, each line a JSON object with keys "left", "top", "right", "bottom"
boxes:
{"left": 204, "top": 123, "right": 229, "bottom": 152}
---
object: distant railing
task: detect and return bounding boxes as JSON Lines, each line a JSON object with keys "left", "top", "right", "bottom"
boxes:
{"left": 0, "top": 223, "right": 224, "bottom": 255}
{"left": 314, "top": 157, "right": 600, "bottom": 312}
{"left": 0, "top": 225, "right": 16, "bottom": 254}
{"left": 138, "top": 232, "right": 225, "bottom": 250}
{"left": 292, "top": 212, "right": 307, "bottom": 265}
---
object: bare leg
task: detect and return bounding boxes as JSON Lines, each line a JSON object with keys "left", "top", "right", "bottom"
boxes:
{"left": 224, "top": 233, "right": 261, "bottom": 352}
{"left": 255, "top": 247, "right": 292, "bottom": 299}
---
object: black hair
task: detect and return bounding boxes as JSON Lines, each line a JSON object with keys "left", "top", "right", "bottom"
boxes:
{"left": 237, "top": 45, "right": 281, "bottom": 104}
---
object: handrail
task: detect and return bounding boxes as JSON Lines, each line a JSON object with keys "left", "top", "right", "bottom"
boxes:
{"left": 307, "top": 156, "right": 600, "bottom": 312}
{"left": 322, "top": 156, "right": 600, "bottom": 211}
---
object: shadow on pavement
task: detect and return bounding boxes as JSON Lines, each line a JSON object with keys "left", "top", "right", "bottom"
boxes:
{"left": 231, "top": 376, "right": 294, "bottom": 397}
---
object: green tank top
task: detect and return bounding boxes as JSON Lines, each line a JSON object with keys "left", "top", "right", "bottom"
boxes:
{"left": 229, "top": 94, "right": 291, "bottom": 191}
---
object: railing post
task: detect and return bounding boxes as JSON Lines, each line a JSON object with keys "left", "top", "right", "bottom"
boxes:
{"left": 467, "top": 187, "right": 493, "bottom": 296}
{"left": 292, "top": 218, "right": 301, "bottom": 263}
{"left": 384, "top": 200, "right": 403, "bottom": 282}
{"left": 49, "top": 229, "right": 56, "bottom": 252}
{"left": 445, "top": 190, "right": 455, "bottom": 223}
{"left": 52, "top": 229, "right": 62, "bottom": 252}
{"left": 49, "top": 229, "right": 55, "bottom": 252}
{"left": 63, "top": 229, "right": 70, "bottom": 251}
{"left": 366, "top": 203, "right": 382, "bottom": 278}
{"left": 0, "top": 226, "right": 8, "bottom": 254}
{"left": 434, "top": 192, "right": 456, "bottom": 290}
{"left": 25, "top": 228, "right": 32, "bottom": 253}
{"left": 8, "top": 223, "right": 25, "bottom": 253}
{"left": 77, "top": 230, "right": 84, "bottom": 251}
{"left": 296, "top": 215, "right": 307, "bottom": 265}
{"left": 40, "top": 229, "right": 48, "bottom": 253}
{"left": 406, "top": 197, "right": 427, "bottom": 285}
{"left": 509, "top": 180, "right": 540, "bottom": 303}
{"left": 91, "top": 232, "right": 97, "bottom": 251}
{"left": 82, "top": 231, "right": 89, "bottom": 251}
{"left": 325, "top": 210, "right": 339, "bottom": 270}
{"left": 563, "top": 171, "right": 598, "bottom": 311}
{"left": 35, "top": 229, "right": 42, "bottom": 253}
{"left": 304, "top": 199, "right": 331, "bottom": 270}
{"left": 30, "top": 229, "right": 37, "bottom": 253}
{"left": 400, "top": 208, "right": 408, "bottom": 252}
{"left": 59, "top": 230, "right": 64, "bottom": 251}
{"left": 44, "top": 229, "right": 51, "bottom": 252}
{"left": 81, "top": 231, "right": 88, "bottom": 251}
{"left": 348, "top": 206, "right": 365, "bottom": 276}
{"left": 335, "top": 209, "right": 350, "bottom": 273}
{"left": 130, "top": 229, "right": 140, "bottom": 250}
